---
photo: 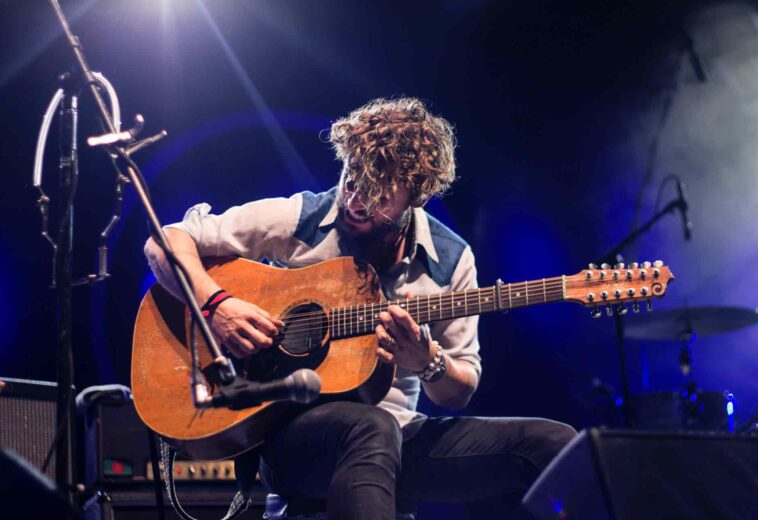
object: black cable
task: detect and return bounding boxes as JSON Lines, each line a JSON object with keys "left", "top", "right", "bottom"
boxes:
{"left": 41, "top": 418, "right": 66, "bottom": 474}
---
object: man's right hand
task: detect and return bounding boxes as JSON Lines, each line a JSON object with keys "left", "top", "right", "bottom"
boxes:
{"left": 144, "top": 229, "right": 284, "bottom": 358}
{"left": 208, "top": 298, "right": 284, "bottom": 358}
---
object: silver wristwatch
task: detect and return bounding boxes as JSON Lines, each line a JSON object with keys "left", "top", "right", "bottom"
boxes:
{"left": 416, "top": 341, "right": 446, "bottom": 383}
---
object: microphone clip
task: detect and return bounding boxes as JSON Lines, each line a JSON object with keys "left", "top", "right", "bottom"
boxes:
{"left": 87, "top": 113, "right": 167, "bottom": 155}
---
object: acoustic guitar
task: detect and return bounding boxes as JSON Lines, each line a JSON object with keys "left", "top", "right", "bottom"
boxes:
{"left": 131, "top": 257, "right": 673, "bottom": 460}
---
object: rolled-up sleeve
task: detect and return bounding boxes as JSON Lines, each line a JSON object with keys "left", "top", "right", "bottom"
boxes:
{"left": 431, "top": 246, "right": 482, "bottom": 378}
{"left": 166, "top": 194, "right": 302, "bottom": 263}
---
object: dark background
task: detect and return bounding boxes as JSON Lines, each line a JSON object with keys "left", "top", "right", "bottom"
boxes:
{"left": 2, "top": 0, "right": 758, "bottom": 515}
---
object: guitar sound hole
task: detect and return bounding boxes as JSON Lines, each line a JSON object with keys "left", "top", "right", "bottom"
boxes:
{"left": 280, "top": 302, "right": 328, "bottom": 356}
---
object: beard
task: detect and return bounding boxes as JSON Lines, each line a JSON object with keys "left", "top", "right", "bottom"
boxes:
{"left": 336, "top": 206, "right": 412, "bottom": 269}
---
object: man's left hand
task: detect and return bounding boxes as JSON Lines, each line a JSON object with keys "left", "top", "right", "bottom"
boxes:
{"left": 375, "top": 304, "right": 434, "bottom": 372}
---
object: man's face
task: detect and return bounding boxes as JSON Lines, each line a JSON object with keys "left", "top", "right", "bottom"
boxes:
{"left": 336, "top": 174, "right": 413, "bottom": 245}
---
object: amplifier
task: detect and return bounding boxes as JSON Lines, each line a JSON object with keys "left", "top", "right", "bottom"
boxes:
{"left": 84, "top": 397, "right": 236, "bottom": 485}
{"left": 0, "top": 377, "right": 58, "bottom": 480}
{"left": 82, "top": 395, "right": 264, "bottom": 519}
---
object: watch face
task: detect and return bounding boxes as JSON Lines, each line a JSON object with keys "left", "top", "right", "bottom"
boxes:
{"left": 421, "top": 349, "right": 446, "bottom": 383}
{"left": 425, "top": 364, "right": 446, "bottom": 383}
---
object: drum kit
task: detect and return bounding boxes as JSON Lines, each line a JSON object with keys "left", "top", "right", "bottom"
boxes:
{"left": 619, "top": 305, "right": 758, "bottom": 432}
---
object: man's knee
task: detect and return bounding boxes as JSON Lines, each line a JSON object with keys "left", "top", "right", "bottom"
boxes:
{"left": 526, "top": 419, "right": 577, "bottom": 469}
{"left": 345, "top": 405, "right": 403, "bottom": 450}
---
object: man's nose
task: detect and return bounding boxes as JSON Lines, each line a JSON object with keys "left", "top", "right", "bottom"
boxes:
{"left": 346, "top": 192, "right": 368, "bottom": 214}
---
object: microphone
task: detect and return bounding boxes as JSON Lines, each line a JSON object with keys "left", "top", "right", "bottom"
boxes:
{"left": 206, "top": 369, "right": 321, "bottom": 410}
{"left": 684, "top": 33, "right": 707, "bottom": 83}
{"left": 676, "top": 179, "right": 693, "bottom": 241}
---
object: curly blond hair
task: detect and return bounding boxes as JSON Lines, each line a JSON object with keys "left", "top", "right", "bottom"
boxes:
{"left": 329, "top": 97, "right": 456, "bottom": 212}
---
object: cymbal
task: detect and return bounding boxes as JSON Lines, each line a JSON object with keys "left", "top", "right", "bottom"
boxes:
{"left": 624, "top": 306, "right": 758, "bottom": 340}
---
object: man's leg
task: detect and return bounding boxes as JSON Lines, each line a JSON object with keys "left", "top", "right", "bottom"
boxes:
{"left": 259, "top": 401, "right": 402, "bottom": 520}
{"left": 396, "top": 417, "right": 576, "bottom": 516}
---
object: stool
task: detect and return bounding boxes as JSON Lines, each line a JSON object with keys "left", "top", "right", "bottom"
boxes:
{"left": 263, "top": 493, "right": 416, "bottom": 519}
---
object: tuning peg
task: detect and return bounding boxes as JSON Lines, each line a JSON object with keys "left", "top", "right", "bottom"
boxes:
{"left": 653, "top": 260, "right": 663, "bottom": 267}
{"left": 605, "top": 306, "right": 613, "bottom": 317}
{"left": 600, "top": 263, "right": 610, "bottom": 270}
{"left": 653, "top": 268, "right": 660, "bottom": 279}
{"left": 615, "top": 304, "right": 628, "bottom": 315}
{"left": 614, "top": 289, "right": 622, "bottom": 299}
{"left": 613, "top": 270, "right": 620, "bottom": 281}
{"left": 614, "top": 263, "right": 625, "bottom": 270}
{"left": 601, "top": 291, "right": 609, "bottom": 300}
{"left": 640, "top": 270, "right": 647, "bottom": 280}
{"left": 629, "top": 262, "right": 639, "bottom": 269}
{"left": 591, "top": 306, "right": 602, "bottom": 318}
{"left": 588, "top": 263, "right": 598, "bottom": 270}
{"left": 646, "top": 300, "right": 653, "bottom": 312}
{"left": 626, "top": 270, "right": 633, "bottom": 281}
{"left": 640, "top": 287, "right": 649, "bottom": 296}
{"left": 641, "top": 261, "right": 652, "bottom": 269}
{"left": 632, "top": 302, "right": 640, "bottom": 313}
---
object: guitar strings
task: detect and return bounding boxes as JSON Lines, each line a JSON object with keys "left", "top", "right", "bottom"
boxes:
{"left": 271, "top": 280, "right": 568, "bottom": 324}
{"left": 269, "top": 279, "right": 576, "bottom": 327}
{"left": 271, "top": 281, "right": 596, "bottom": 333}
{"left": 235, "top": 275, "right": 657, "bottom": 338}
{"left": 271, "top": 278, "right": 642, "bottom": 333}
{"left": 272, "top": 286, "right": 570, "bottom": 337}
{"left": 278, "top": 285, "right": 563, "bottom": 326}
{"left": 274, "top": 292, "right": 550, "bottom": 339}
{"left": 267, "top": 274, "right": 642, "bottom": 326}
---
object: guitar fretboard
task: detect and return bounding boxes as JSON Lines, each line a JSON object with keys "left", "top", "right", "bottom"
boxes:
{"left": 330, "top": 276, "right": 566, "bottom": 339}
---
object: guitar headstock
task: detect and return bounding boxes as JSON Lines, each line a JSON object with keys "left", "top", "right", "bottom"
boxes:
{"left": 565, "top": 261, "right": 674, "bottom": 317}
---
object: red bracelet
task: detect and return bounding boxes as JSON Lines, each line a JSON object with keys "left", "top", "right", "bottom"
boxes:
{"left": 201, "top": 289, "right": 233, "bottom": 317}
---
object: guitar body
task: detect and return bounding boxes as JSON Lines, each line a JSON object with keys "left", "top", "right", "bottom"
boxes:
{"left": 131, "top": 257, "right": 394, "bottom": 460}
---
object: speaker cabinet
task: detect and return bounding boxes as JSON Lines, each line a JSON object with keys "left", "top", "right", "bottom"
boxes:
{"left": 83, "top": 397, "right": 153, "bottom": 485}
{"left": 0, "top": 447, "right": 72, "bottom": 519}
{"left": 523, "top": 429, "right": 758, "bottom": 520}
{"left": 0, "top": 377, "right": 58, "bottom": 480}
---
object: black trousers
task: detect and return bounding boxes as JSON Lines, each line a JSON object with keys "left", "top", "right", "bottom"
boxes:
{"left": 259, "top": 401, "right": 576, "bottom": 520}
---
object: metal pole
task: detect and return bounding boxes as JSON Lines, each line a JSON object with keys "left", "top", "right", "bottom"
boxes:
{"left": 54, "top": 92, "right": 78, "bottom": 502}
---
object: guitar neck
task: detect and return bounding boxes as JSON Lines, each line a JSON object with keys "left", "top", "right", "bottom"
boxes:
{"left": 331, "top": 276, "right": 566, "bottom": 339}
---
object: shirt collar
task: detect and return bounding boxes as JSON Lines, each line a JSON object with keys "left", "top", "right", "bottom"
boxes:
{"left": 411, "top": 206, "right": 439, "bottom": 264}
{"left": 318, "top": 198, "right": 339, "bottom": 228}
{"left": 318, "top": 197, "right": 440, "bottom": 265}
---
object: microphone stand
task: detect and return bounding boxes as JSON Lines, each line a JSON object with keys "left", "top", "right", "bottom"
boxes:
{"left": 598, "top": 196, "right": 684, "bottom": 427}
{"left": 45, "top": 0, "right": 235, "bottom": 506}
{"left": 54, "top": 79, "right": 78, "bottom": 504}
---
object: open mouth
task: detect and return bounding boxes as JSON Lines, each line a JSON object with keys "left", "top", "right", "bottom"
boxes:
{"left": 345, "top": 210, "right": 370, "bottom": 224}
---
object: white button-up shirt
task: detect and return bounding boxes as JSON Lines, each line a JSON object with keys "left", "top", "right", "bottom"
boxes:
{"left": 168, "top": 187, "right": 481, "bottom": 433}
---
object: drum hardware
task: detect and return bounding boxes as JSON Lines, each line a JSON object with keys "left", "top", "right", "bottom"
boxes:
{"left": 621, "top": 306, "right": 758, "bottom": 432}
{"left": 624, "top": 306, "right": 758, "bottom": 340}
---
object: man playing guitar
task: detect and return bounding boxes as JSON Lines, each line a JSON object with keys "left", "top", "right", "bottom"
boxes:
{"left": 144, "top": 97, "right": 576, "bottom": 519}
